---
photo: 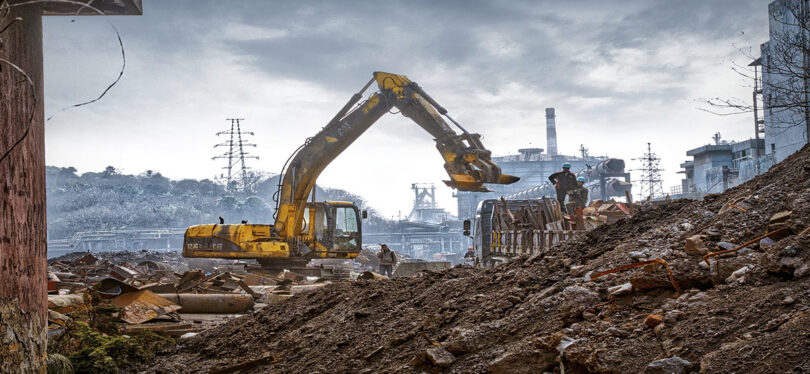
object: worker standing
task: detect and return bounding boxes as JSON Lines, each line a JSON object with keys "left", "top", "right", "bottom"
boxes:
{"left": 568, "top": 177, "right": 589, "bottom": 230}
{"left": 568, "top": 177, "right": 589, "bottom": 211}
{"left": 548, "top": 163, "right": 578, "bottom": 206}
{"left": 377, "top": 244, "right": 397, "bottom": 277}
{"left": 463, "top": 246, "right": 475, "bottom": 266}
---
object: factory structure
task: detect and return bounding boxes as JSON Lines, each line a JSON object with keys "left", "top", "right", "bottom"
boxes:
{"left": 456, "top": 108, "right": 630, "bottom": 221}
{"left": 364, "top": 183, "right": 465, "bottom": 261}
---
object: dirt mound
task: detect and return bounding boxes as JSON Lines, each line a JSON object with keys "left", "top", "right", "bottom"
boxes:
{"left": 144, "top": 145, "right": 810, "bottom": 374}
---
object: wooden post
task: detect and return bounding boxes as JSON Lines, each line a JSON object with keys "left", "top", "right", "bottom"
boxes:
{"left": 0, "top": 1, "right": 140, "bottom": 371}
{"left": 0, "top": 3, "right": 47, "bottom": 371}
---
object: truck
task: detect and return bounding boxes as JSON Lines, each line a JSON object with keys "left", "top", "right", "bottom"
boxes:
{"left": 464, "top": 197, "right": 576, "bottom": 268}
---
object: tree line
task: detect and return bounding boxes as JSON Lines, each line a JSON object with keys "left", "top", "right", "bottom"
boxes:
{"left": 46, "top": 166, "right": 397, "bottom": 240}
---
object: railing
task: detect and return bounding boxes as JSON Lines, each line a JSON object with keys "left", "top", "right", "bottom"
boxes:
{"left": 490, "top": 229, "right": 577, "bottom": 257}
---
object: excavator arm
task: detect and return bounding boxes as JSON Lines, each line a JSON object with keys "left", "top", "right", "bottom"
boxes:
{"left": 274, "top": 72, "right": 519, "bottom": 238}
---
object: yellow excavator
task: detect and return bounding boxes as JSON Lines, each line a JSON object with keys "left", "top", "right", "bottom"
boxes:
{"left": 182, "top": 72, "right": 518, "bottom": 270}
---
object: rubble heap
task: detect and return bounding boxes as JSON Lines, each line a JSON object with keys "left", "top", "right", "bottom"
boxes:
{"left": 146, "top": 146, "right": 810, "bottom": 373}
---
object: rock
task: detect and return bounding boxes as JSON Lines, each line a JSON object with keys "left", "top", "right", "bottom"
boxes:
{"left": 488, "top": 349, "right": 556, "bottom": 374}
{"left": 725, "top": 265, "right": 753, "bottom": 284}
{"left": 769, "top": 210, "right": 793, "bottom": 224}
{"left": 644, "top": 356, "right": 694, "bottom": 374}
{"left": 570, "top": 265, "right": 587, "bottom": 277}
{"left": 703, "top": 229, "right": 722, "bottom": 241}
{"left": 711, "top": 260, "right": 750, "bottom": 283}
{"left": 684, "top": 235, "right": 708, "bottom": 256}
{"left": 644, "top": 314, "right": 664, "bottom": 328}
{"left": 782, "top": 295, "right": 796, "bottom": 305}
{"left": 654, "top": 323, "right": 666, "bottom": 336}
{"left": 560, "top": 286, "right": 599, "bottom": 309}
{"left": 760, "top": 237, "right": 776, "bottom": 248}
{"left": 664, "top": 310, "right": 683, "bottom": 324}
{"left": 425, "top": 346, "right": 455, "bottom": 367}
{"left": 795, "top": 263, "right": 810, "bottom": 278}
{"left": 602, "top": 326, "right": 629, "bottom": 337}
{"left": 717, "top": 242, "right": 737, "bottom": 251}
{"left": 608, "top": 282, "right": 633, "bottom": 296}
{"left": 630, "top": 249, "right": 650, "bottom": 260}
{"left": 688, "top": 292, "right": 709, "bottom": 301}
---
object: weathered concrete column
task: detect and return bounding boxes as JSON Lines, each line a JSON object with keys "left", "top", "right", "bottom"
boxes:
{"left": 0, "top": 1, "right": 47, "bottom": 372}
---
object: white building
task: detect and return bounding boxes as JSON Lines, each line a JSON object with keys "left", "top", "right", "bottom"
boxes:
{"left": 760, "top": 0, "right": 810, "bottom": 162}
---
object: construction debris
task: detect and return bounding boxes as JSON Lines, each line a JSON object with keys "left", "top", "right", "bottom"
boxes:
{"left": 143, "top": 145, "right": 810, "bottom": 373}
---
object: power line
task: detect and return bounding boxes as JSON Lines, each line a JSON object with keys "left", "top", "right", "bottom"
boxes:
{"left": 632, "top": 142, "right": 664, "bottom": 200}
{"left": 212, "top": 118, "right": 258, "bottom": 193}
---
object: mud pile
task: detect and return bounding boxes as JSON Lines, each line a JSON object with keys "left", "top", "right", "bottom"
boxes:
{"left": 145, "top": 146, "right": 810, "bottom": 374}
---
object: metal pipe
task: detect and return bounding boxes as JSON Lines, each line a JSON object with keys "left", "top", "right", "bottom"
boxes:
{"left": 157, "top": 293, "right": 254, "bottom": 314}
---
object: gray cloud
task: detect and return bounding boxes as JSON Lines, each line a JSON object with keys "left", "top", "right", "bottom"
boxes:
{"left": 41, "top": 0, "right": 772, "bottom": 215}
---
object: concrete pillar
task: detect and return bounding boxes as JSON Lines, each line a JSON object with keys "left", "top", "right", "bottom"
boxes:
{"left": 0, "top": 2, "right": 47, "bottom": 372}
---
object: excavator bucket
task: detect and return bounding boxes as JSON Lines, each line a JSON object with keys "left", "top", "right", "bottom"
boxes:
{"left": 443, "top": 172, "right": 520, "bottom": 192}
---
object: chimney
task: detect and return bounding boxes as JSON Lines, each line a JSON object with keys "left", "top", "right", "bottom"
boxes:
{"left": 545, "top": 108, "right": 558, "bottom": 156}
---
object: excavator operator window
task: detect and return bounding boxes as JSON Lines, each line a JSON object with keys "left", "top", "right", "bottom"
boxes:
{"left": 333, "top": 206, "right": 359, "bottom": 251}
{"left": 314, "top": 207, "right": 327, "bottom": 242}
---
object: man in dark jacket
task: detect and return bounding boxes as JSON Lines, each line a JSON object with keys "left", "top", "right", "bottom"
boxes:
{"left": 377, "top": 244, "right": 397, "bottom": 277}
{"left": 548, "top": 163, "right": 578, "bottom": 206}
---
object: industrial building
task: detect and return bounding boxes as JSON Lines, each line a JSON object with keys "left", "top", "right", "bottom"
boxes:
{"left": 365, "top": 183, "right": 465, "bottom": 260}
{"left": 676, "top": 136, "right": 769, "bottom": 195}
{"left": 455, "top": 108, "right": 617, "bottom": 221}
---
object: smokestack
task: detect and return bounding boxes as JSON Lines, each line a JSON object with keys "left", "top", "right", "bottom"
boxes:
{"left": 545, "top": 108, "right": 558, "bottom": 156}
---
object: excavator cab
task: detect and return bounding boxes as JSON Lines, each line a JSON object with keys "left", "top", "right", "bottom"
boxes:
{"left": 304, "top": 201, "right": 362, "bottom": 255}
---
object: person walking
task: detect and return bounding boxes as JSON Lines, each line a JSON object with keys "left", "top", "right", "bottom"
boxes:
{"left": 377, "top": 244, "right": 397, "bottom": 277}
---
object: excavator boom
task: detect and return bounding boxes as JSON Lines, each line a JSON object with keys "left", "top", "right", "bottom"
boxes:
{"left": 274, "top": 71, "right": 518, "bottom": 237}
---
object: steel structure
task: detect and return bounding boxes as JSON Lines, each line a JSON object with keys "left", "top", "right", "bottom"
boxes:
{"left": 633, "top": 142, "right": 665, "bottom": 200}
{"left": 213, "top": 118, "right": 258, "bottom": 192}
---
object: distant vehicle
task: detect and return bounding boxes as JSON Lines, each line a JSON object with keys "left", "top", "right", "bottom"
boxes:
{"left": 464, "top": 198, "right": 574, "bottom": 268}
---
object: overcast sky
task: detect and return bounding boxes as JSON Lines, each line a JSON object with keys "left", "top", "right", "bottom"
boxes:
{"left": 43, "top": 0, "right": 770, "bottom": 218}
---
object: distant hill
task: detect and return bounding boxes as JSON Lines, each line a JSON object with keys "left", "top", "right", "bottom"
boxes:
{"left": 46, "top": 166, "right": 396, "bottom": 240}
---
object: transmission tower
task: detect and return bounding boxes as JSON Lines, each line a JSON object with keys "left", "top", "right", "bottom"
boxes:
{"left": 579, "top": 144, "right": 590, "bottom": 159}
{"left": 213, "top": 118, "right": 259, "bottom": 192}
{"left": 632, "top": 142, "right": 664, "bottom": 200}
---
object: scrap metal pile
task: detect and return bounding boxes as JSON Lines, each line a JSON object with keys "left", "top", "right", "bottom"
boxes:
{"left": 46, "top": 251, "right": 336, "bottom": 338}
{"left": 146, "top": 146, "right": 810, "bottom": 373}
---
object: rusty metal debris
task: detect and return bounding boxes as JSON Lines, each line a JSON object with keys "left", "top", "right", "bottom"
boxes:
{"left": 727, "top": 203, "right": 748, "bottom": 213}
{"left": 112, "top": 290, "right": 182, "bottom": 324}
{"left": 702, "top": 226, "right": 792, "bottom": 265}
{"left": 590, "top": 258, "right": 682, "bottom": 294}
